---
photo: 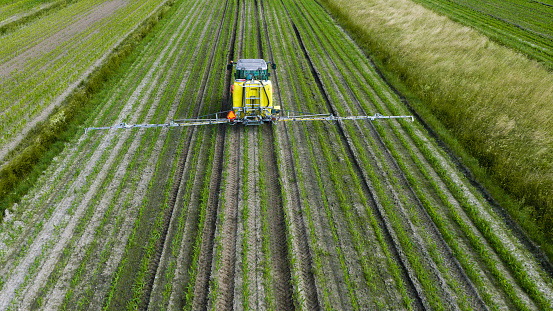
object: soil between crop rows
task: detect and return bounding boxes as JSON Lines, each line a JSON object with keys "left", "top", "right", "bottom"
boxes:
{"left": 0, "top": 0, "right": 552, "bottom": 310}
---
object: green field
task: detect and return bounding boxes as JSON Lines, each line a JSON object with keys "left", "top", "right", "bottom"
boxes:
{"left": 0, "top": 0, "right": 552, "bottom": 309}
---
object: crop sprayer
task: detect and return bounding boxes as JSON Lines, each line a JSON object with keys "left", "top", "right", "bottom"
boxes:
{"left": 85, "top": 59, "right": 413, "bottom": 133}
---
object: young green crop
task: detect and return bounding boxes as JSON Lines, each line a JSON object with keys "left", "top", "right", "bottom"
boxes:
{"left": 293, "top": 0, "right": 553, "bottom": 306}
{"left": 58, "top": 127, "right": 150, "bottom": 309}
{"left": 154, "top": 5, "right": 219, "bottom": 299}
{"left": 0, "top": 0, "right": 166, "bottom": 154}
{"left": 265, "top": 4, "right": 332, "bottom": 307}
{"left": 126, "top": 2, "right": 232, "bottom": 306}
{"left": 241, "top": 126, "right": 251, "bottom": 310}
{"left": 281, "top": 1, "right": 495, "bottom": 308}
{"left": 98, "top": 8, "right": 223, "bottom": 302}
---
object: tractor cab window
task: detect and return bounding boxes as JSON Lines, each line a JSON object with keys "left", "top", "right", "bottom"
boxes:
{"left": 234, "top": 59, "right": 271, "bottom": 80}
{"left": 235, "top": 69, "right": 268, "bottom": 80}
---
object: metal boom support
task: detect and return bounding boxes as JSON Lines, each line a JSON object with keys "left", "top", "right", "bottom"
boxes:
{"left": 277, "top": 112, "right": 414, "bottom": 123}
{"left": 84, "top": 111, "right": 414, "bottom": 133}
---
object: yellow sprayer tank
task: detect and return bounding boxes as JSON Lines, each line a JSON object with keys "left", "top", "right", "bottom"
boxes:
{"left": 229, "top": 59, "right": 280, "bottom": 124}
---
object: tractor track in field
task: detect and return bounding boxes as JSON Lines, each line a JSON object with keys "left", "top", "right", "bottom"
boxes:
{"left": 272, "top": 115, "right": 321, "bottom": 308}
{"left": 256, "top": 0, "right": 294, "bottom": 309}
{"left": 163, "top": 129, "right": 214, "bottom": 310}
{"left": 261, "top": 0, "right": 319, "bottom": 309}
{"left": 139, "top": 0, "right": 233, "bottom": 309}
{"left": 269, "top": 109, "right": 321, "bottom": 308}
{"left": 122, "top": 1, "right": 212, "bottom": 307}
{"left": 138, "top": 1, "right": 219, "bottom": 306}
{"left": 138, "top": 111, "right": 194, "bottom": 310}
{"left": 280, "top": 2, "right": 429, "bottom": 309}
{"left": 209, "top": 0, "right": 241, "bottom": 308}
{"left": 260, "top": 124, "right": 295, "bottom": 310}
{"left": 100, "top": 0, "right": 216, "bottom": 308}
{"left": 190, "top": 128, "right": 225, "bottom": 310}
{"left": 206, "top": 1, "right": 295, "bottom": 307}
{"left": 213, "top": 126, "right": 241, "bottom": 310}
{"left": 188, "top": 0, "right": 237, "bottom": 308}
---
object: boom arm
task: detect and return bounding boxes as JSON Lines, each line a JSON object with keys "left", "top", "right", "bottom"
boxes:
{"left": 85, "top": 110, "right": 414, "bottom": 133}
{"left": 277, "top": 112, "right": 414, "bottom": 122}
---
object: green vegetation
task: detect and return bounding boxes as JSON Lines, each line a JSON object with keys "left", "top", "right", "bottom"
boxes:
{"left": 410, "top": 0, "right": 553, "bottom": 68}
{"left": 319, "top": 0, "right": 553, "bottom": 260}
{"left": 0, "top": 0, "right": 55, "bottom": 23}
{"left": 278, "top": 0, "right": 553, "bottom": 308}
{"left": 1, "top": 0, "right": 553, "bottom": 308}
{"left": 0, "top": 0, "right": 74, "bottom": 35}
{"left": 241, "top": 127, "right": 252, "bottom": 310}
{"left": 0, "top": 0, "right": 168, "bottom": 156}
{"left": 0, "top": 0, "right": 174, "bottom": 222}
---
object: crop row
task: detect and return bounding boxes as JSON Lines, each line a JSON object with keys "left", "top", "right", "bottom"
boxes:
{"left": 263, "top": 0, "right": 427, "bottom": 309}
{"left": 185, "top": 3, "right": 235, "bottom": 310}
{"left": 0, "top": 0, "right": 65, "bottom": 32}
{"left": 315, "top": 0, "right": 553, "bottom": 307}
{"left": 278, "top": 0, "right": 443, "bottom": 309}
{"left": 266, "top": 4, "right": 330, "bottom": 309}
{"left": 277, "top": 0, "right": 553, "bottom": 309}
{"left": 274, "top": 3, "right": 376, "bottom": 309}
{"left": 210, "top": 3, "right": 264, "bottom": 308}
{"left": 0, "top": 0, "right": 213, "bottom": 307}
{"left": 131, "top": 3, "right": 225, "bottom": 309}
{"left": 105, "top": 0, "right": 233, "bottom": 308}
{"left": 76, "top": 0, "right": 221, "bottom": 306}
{"left": 114, "top": 0, "right": 240, "bottom": 308}
{"left": 0, "top": 0, "right": 169, "bottom": 158}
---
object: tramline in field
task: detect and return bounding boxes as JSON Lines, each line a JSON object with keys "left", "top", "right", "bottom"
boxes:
{"left": 85, "top": 58, "right": 413, "bottom": 132}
